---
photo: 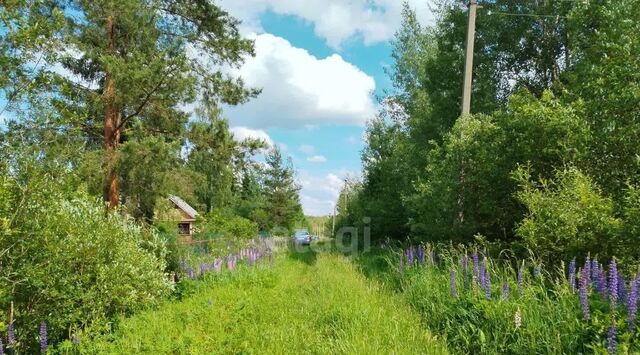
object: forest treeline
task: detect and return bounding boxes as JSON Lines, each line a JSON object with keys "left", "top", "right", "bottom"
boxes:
{"left": 0, "top": 0, "right": 304, "bottom": 351}
{"left": 334, "top": 0, "right": 640, "bottom": 263}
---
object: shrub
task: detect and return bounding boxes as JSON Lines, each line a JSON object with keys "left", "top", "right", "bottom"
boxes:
{"left": 198, "top": 209, "right": 258, "bottom": 240}
{"left": 0, "top": 172, "right": 172, "bottom": 352}
{"left": 514, "top": 166, "right": 621, "bottom": 261}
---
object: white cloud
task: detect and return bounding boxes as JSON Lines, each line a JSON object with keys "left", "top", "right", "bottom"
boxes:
{"left": 225, "top": 33, "right": 376, "bottom": 129}
{"left": 219, "top": 0, "right": 434, "bottom": 49}
{"left": 297, "top": 170, "right": 359, "bottom": 215}
{"left": 230, "top": 126, "right": 273, "bottom": 146}
{"left": 299, "top": 144, "right": 315, "bottom": 155}
{"left": 307, "top": 155, "right": 327, "bottom": 163}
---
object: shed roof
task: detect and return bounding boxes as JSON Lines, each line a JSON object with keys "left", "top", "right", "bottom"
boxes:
{"left": 169, "top": 195, "right": 198, "bottom": 219}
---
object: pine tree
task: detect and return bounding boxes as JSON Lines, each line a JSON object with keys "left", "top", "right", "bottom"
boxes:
{"left": 263, "top": 146, "right": 302, "bottom": 232}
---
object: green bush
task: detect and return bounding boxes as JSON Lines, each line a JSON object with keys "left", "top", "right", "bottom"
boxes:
{"left": 0, "top": 172, "right": 172, "bottom": 352}
{"left": 515, "top": 166, "right": 621, "bottom": 261}
{"left": 198, "top": 209, "right": 258, "bottom": 240}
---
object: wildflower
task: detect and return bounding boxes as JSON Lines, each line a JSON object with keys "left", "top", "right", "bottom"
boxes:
{"left": 479, "top": 258, "right": 486, "bottom": 289}
{"left": 517, "top": 266, "right": 524, "bottom": 295}
{"left": 617, "top": 273, "right": 626, "bottom": 305}
{"left": 40, "top": 321, "right": 48, "bottom": 354}
{"left": 628, "top": 276, "right": 639, "bottom": 330}
{"left": 484, "top": 264, "right": 492, "bottom": 300}
{"left": 450, "top": 269, "right": 458, "bottom": 298}
{"left": 597, "top": 267, "right": 607, "bottom": 298}
{"left": 0, "top": 338, "right": 4, "bottom": 355}
{"left": 607, "top": 324, "right": 617, "bottom": 354}
{"left": 609, "top": 259, "right": 619, "bottom": 309}
{"left": 7, "top": 321, "right": 15, "bottom": 346}
{"left": 568, "top": 258, "right": 576, "bottom": 293}
{"left": 502, "top": 282, "right": 510, "bottom": 300}
{"left": 592, "top": 258, "right": 599, "bottom": 286}
{"left": 579, "top": 267, "right": 590, "bottom": 320}
{"left": 417, "top": 245, "right": 425, "bottom": 265}
{"left": 514, "top": 308, "right": 522, "bottom": 329}
{"left": 461, "top": 254, "right": 469, "bottom": 286}
{"left": 472, "top": 252, "right": 479, "bottom": 285}
{"left": 534, "top": 265, "right": 542, "bottom": 279}
{"left": 583, "top": 256, "right": 591, "bottom": 284}
{"left": 406, "top": 247, "right": 414, "bottom": 267}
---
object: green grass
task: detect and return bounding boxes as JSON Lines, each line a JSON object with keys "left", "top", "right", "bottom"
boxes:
{"left": 78, "top": 249, "right": 448, "bottom": 354}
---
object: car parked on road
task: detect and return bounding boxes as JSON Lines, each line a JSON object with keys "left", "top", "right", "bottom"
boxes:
{"left": 292, "top": 229, "right": 312, "bottom": 245}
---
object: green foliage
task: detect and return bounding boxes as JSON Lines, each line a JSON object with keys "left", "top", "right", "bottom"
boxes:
{"left": 263, "top": 146, "right": 303, "bottom": 233}
{"left": 515, "top": 167, "right": 620, "bottom": 262}
{"left": 0, "top": 165, "right": 172, "bottom": 352}
{"left": 198, "top": 209, "right": 258, "bottom": 240}
{"left": 356, "top": 246, "right": 640, "bottom": 354}
{"left": 74, "top": 253, "right": 448, "bottom": 354}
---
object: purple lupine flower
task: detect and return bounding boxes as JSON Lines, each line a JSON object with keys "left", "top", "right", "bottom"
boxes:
{"left": 597, "top": 267, "right": 608, "bottom": 298}
{"left": 472, "top": 252, "right": 479, "bottom": 285}
{"left": 534, "top": 265, "right": 542, "bottom": 279}
{"left": 502, "top": 282, "right": 510, "bottom": 300}
{"left": 583, "top": 256, "right": 591, "bottom": 284}
{"left": 617, "top": 273, "right": 626, "bottom": 305}
{"left": 607, "top": 324, "right": 617, "bottom": 354}
{"left": 479, "top": 258, "right": 486, "bottom": 289}
{"left": 579, "top": 267, "right": 590, "bottom": 320}
{"left": 592, "top": 258, "right": 599, "bottom": 286}
{"left": 406, "top": 247, "right": 414, "bottom": 267}
{"left": 484, "top": 262, "right": 492, "bottom": 300}
{"left": 517, "top": 266, "right": 524, "bottom": 295}
{"left": 450, "top": 269, "right": 458, "bottom": 298}
{"left": 462, "top": 254, "right": 469, "bottom": 286}
{"left": 7, "top": 321, "right": 15, "bottom": 346}
{"left": 40, "top": 321, "right": 48, "bottom": 354}
{"left": 609, "top": 259, "right": 619, "bottom": 309}
{"left": 417, "top": 245, "right": 425, "bottom": 265}
{"left": 627, "top": 275, "right": 639, "bottom": 330}
{"left": 0, "top": 338, "right": 4, "bottom": 355}
{"left": 568, "top": 258, "right": 577, "bottom": 293}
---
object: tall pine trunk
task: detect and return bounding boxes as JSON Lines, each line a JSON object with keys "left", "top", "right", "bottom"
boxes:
{"left": 103, "top": 14, "right": 120, "bottom": 210}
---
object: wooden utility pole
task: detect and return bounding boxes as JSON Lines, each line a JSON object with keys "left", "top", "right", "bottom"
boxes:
{"left": 461, "top": 0, "right": 478, "bottom": 115}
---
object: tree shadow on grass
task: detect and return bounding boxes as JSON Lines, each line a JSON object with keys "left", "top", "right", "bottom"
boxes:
{"left": 287, "top": 243, "right": 318, "bottom": 265}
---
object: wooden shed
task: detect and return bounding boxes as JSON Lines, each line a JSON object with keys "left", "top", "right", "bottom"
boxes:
{"left": 168, "top": 195, "right": 198, "bottom": 237}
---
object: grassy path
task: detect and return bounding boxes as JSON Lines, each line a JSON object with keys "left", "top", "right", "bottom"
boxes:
{"left": 83, "top": 251, "right": 447, "bottom": 354}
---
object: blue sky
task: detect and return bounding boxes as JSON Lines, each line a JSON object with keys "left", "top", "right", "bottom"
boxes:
{"left": 219, "top": 0, "right": 433, "bottom": 216}
{"left": 0, "top": 1, "right": 433, "bottom": 216}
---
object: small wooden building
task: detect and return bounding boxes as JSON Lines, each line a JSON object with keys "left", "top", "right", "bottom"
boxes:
{"left": 168, "top": 195, "right": 198, "bottom": 238}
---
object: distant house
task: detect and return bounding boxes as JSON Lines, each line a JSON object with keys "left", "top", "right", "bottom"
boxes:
{"left": 168, "top": 195, "right": 198, "bottom": 237}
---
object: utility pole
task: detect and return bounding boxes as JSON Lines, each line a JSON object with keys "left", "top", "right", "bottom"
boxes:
{"left": 332, "top": 204, "right": 336, "bottom": 237}
{"left": 461, "top": 0, "right": 478, "bottom": 115}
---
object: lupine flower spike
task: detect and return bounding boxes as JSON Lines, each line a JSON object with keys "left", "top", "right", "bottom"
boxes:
{"left": 628, "top": 276, "right": 639, "bottom": 330}
{"left": 484, "top": 261, "right": 492, "bottom": 300}
{"left": 517, "top": 265, "right": 524, "bottom": 296}
{"left": 568, "top": 258, "right": 576, "bottom": 293}
{"left": 502, "top": 282, "right": 510, "bottom": 300}
{"left": 514, "top": 308, "right": 522, "bottom": 329}
{"left": 462, "top": 254, "right": 469, "bottom": 286}
{"left": 607, "top": 324, "right": 617, "bottom": 354}
{"left": 0, "top": 338, "right": 4, "bottom": 355}
{"left": 40, "top": 321, "right": 48, "bottom": 354}
{"left": 7, "top": 321, "right": 15, "bottom": 346}
{"left": 472, "top": 252, "right": 479, "bottom": 285}
{"left": 579, "top": 266, "right": 590, "bottom": 320}
{"left": 608, "top": 259, "right": 619, "bottom": 309}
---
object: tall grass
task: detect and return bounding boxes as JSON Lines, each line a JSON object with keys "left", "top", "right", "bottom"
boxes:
{"left": 72, "top": 250, "right": 448, "bottom": 354}
{"left": 356, "top": 245, "right": 640, "bottom": 354}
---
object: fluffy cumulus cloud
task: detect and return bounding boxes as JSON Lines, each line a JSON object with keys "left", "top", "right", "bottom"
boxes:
{"left": 230, "top": 126, "right": 274, "bottom": 146}
{"left": 219, "top": 0, "right": 434, "bottom": 49}
{"left": 297, "top": 170, "right": 360, "bottom": 215}
{"left": 225, "top": 33, "right": 376, "bottom": 129}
